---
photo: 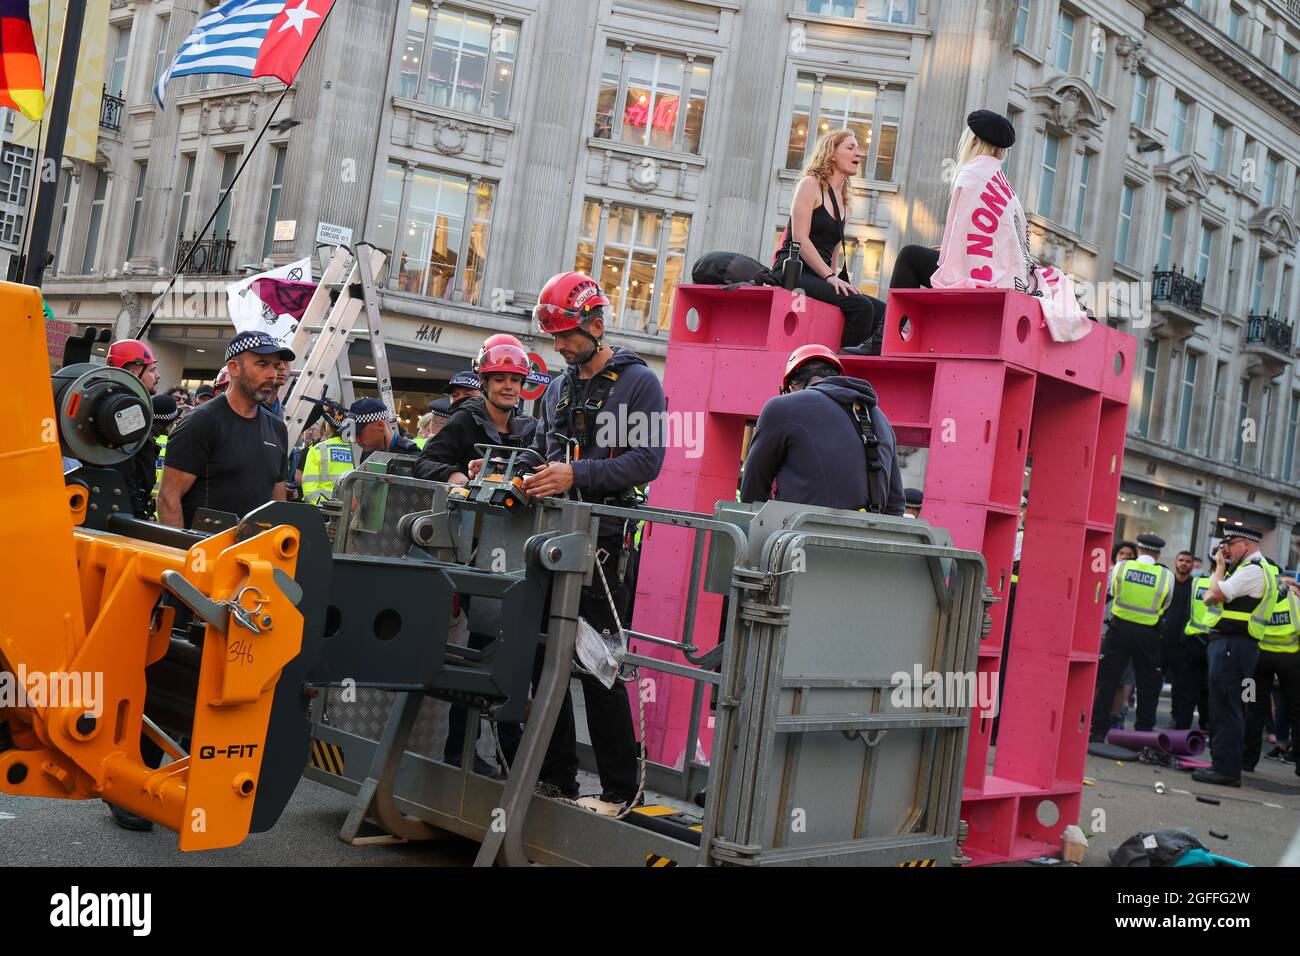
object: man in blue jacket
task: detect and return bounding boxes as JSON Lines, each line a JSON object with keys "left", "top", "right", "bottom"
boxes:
{"left": 741, "top": 344, "right": 905, "bottom": 515}
{"left": 524, "top": 271, "right": 666, "bottom": 815}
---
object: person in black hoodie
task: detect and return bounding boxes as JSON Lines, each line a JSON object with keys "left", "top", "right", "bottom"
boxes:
{"left": 523, "top": 271, "right": 667, "bottom": 815}
{"left": 414, "top": 335, "right": 538, "bottom": 777}
{"left": 741, "top": 344, "right": 905, "bottom": 515}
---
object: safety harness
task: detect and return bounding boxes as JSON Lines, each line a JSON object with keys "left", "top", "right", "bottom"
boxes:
{"left": 828, "top": 392, "right": 886, "bottom": 514}
{"left": 555, "top": 367, "right": 621, "bottom": 460}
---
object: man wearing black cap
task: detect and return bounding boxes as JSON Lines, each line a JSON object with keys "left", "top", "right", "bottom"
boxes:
{"left": 446, "top": 371, "right": 482, "bottom": 408}
{"left": 157, "top": 331, "right": 294, "bottom": 529}
{"left": 349, "top": 398, "right": 420, "bottom": 462}
{"left": 1195, "top": 526, "right": 1272, "bottom": 786}
{"left": 1089, "top": 533, "right": 1173, "bottom": 741}
{"left": 194, "top": 384, "right": 216, "bottom": 406}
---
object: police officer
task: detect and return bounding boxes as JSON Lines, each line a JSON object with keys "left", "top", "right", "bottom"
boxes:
{"left": 148, "top": 395, "right": 180, "bottom": 518}
{"left": 298, "top": 403, "right": 354, "bottom": 505}
{"left": 523, "top": 271, "right": 666, "bottom": 815}
{"left": 1089, "top": 533, "right": 1173, "bottom": 741}
{"left": 903, "top": 488, "right": 923, "bottom": 519}
{"left": 350, "top": 398, "right": 420, "bottom": 461}
{"left": 1242, "top": 568, "right": 1300, "bottom": 776}
{"left": 740, "top": 344, "right": 904, "bottom": 514}
{"left": 1175, "top": 564, "right": 1214, "bottom": 731}
{"left": 1193, "top": 526, "right": 1279, "bottom": 786}
{"left": 446, "top": 370, "right": 482, "bottom": 408}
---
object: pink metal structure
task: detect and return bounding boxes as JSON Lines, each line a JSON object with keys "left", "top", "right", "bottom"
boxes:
{"left": 632, "top": 285, "right": 1135, "bottom": 865}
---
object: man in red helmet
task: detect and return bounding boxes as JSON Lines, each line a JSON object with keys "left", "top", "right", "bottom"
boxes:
{"left": 522, "top": 271, "right": 666, "bottom": 814}
{"left": 107, "top": 338, "right": 160, "bottom": 395}
{"left": 740, "top": 344, "right": 904, "bottom": 514}
{"left": 414, "top": 333, "right": 538, "bottom": 775}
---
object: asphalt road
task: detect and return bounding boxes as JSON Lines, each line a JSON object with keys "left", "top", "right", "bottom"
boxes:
{"left": 4, "top": 695, "right": 1298, "bottom": 868}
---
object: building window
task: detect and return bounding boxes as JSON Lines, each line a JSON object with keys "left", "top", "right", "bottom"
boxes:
{"left": 1137, "top": 340, "right": 1159, "bottom": 438}
{"left": 1261, "top": 386, "right": 1273, "bottom": 474}
{"left": 1116, "top": 182, "right": 1135, "bottom": 265}
{"left": 1211, "top": 118, "right": 1228, "bottom": 172}
{"left": 1131, "top": 72, "right": 1149, "bottom": 126}
{"left": 594, "top": 44, "right": 712, "bottom": 155}
{"left": 153, "top": 16, "right": 170, "bottom": 87}
{"left": 1234, "top": 378, "right": 1251, "bottom": 465}
{"left": 1251, "top": 255, "right": 1268, "bottom": 313}
{"left": 802, "top": 1, "right": 917, "bottom": 24}
{"left": 1014, "top": 0, "right": 1030, "bottom": 45}
{"left": 211, "top": 150, "right": 241, "bottom": 242}
{"left": 1228, "top": 5, "right": 1244, "bottom": 45}
{"left": 1280, "top": 265, "right": 1293, "bottom": 320}
{"left": 573, "top": 199, "right": 690, "bottom": 333}
{"left": 372, "top": 161, "right": 496, "bottom": 306}
{"left": 1208, "top": 361, "right": 1225, "bottom": 455}
{"left": 1197, "top": 222, "right": 1215, "bottom": 295}
{"left": 1242, "top": 136, "right": 1256, "bottom": 188}
{"left": 1186, "top": 0, "right": 1203, "bottom": 14}
{"left": 839, "top": 237, "right": 886, "bottom": 297}
{"left": 260, "top": 146, "right": 286, "bottom": 260}
{"left": 175, "top": 155, "right": 194, "bottom": 253}
{"left": 108, "top": 24, "right": 131, "bottom": 97}
{"left": 1090, "top": 30, "right": 1106, "bottom": 91}
{"left": 1037, "top": 133, "right": 1060, "bottom": 219}
{"left": 1156, "top": 205, "right": 1176, "bottom": 270}
{"left": 1171, "top": 95, "right": 1190, "bottom": 154}
{"left": 126, "top": 161, "right": 147, "bottom": 260}
{"left": 1073, "top": 150, "right": 1091, "bottom": 233}
{"left": 400, "top": 2, "right": 519, "bottom": 120}
{"left": 52, "top": 178, "right": 70, "bottom": 274}
{"left": 786, "top": 74, "right": 903, "bottom": 181}
{"left": 81, "top": 170, "right": 108, "bottom": 274}
{"left": 1176, "top": 351, "right": 1199, "bottom": 450}
{"left": 1054, "top": 9, "right": 1075, "bottom": 72}
{"left": 1283, "top": 45, "right": 1296, "bottom": 84}
{"left": 1264, "top": 152, "right": 1280, "bottom": 206}
{"left": 1285, "top": 392, "right": 1299, "bottom": 480}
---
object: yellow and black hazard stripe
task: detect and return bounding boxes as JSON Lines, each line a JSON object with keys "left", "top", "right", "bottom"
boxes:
{"left": 899, "top": 859, "right": 936, "bottom": 867}
{"left": 636, "top": 805, "right": 703, "bottom": 867}
{"left": 646, "top": 854, "right": 678, "bottom": 867}
{"left": 310, "top": 739, "right": 345, "bottom": 776}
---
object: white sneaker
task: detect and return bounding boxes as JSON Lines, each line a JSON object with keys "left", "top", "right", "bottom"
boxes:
{"left": 576, "top": 794, "right": 627, "bottom": 816}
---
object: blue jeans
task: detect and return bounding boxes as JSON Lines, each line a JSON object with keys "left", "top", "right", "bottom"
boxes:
{"left": 1206, "top": 635, "right": 1261, "bottom": 778}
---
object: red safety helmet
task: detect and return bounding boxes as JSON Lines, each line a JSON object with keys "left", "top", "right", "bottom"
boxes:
{"left": 214, "top": 367, "right": 231, "bottom": 392}
{"left": 474, "top": 333, "right": 526, "bottom": 372}
{"left": 781, "top": 344, "right": 843, "bottom": 393}
{"left": 107, "top": 338, "right": 156, "bottom": 369}
{"left": 534, "top": 272, "right": 610, "bottom": 335}
{"left": 478, "top": 342, "right": 531, "bottom": 378}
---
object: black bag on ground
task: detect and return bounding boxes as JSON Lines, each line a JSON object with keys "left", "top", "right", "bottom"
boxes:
{"left": 691, "top": 251, "right": 780, "bottom": 288}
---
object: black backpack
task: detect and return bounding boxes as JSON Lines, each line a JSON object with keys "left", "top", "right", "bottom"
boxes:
{"left": 691, "top": 251, "right": 781, "bottom": 289}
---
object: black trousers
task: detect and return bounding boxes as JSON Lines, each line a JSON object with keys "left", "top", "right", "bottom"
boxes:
{"left": 1171, "top": 637, "right": 1211, "bottom": 731}
{"left": 1206, "top": 635, "right": 1259, "bottom": 779}
{"left": 889, "top": 244, "right": 940, "bottom": 290}
{"left": 443, "top": 629, "right": 523, "bottom": 768}
{"left": 1090, "top": 618, "right": 1163, "bottom": 739}
{"left": 788, "top": 269, "right": 882, "bottom": 351}
{"left": 1243, "top": 648, "right": 1300, "bottom": 773}
{"left": 537, "top": 535, "right": 640, "bottom": 799}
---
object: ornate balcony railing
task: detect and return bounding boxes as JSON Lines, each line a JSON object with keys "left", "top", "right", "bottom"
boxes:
{"left": 99, "top": 86, "right": 124, "bottom": 131}
{"left": 1151, "top": 266, "right": 1205, "bottom": 314}
{"left": 1245, "top": 312, "right": 1295, "bottom": 355}
{"left": 174, "top": 233, "right": 236, "bottom": 276}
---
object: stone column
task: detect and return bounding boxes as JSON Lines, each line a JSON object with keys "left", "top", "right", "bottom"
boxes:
{"left": 502, "top": 0, "right": 602, "bottom": 300}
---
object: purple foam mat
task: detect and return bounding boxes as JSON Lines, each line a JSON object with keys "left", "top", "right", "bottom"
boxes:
{"left": 1106, "top": 729, "right": 1162, "bottom": 751}
{"left": 1157, "top": 729, "right": 1208, "bottom": 755}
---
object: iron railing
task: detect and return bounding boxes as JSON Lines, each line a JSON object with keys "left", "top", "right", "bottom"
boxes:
{"left": 174, "top": 233, "right": 236, "bottom": 276}
{"left": 1245, "top": 312, "right": 1295, "bottom": 354}
{"left": 1152, "top": 266, "right": 1205, "bottom": 314}
{"left": 99, "top": 86, "right": 124, "bottom": 131}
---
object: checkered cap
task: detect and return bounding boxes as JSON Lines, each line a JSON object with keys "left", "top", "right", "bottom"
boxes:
{"left": 349, "top": 398, "right": 390, "bottom": 425}
{"left": 225, "top": 331, "right": 295, "bottom": 362}
{"left": 1221, "top": 526, "right": 1263, "bottom": 543}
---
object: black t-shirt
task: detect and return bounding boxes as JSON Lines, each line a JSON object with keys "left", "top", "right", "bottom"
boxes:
{"left": 164, "top": 395, "right": 289, "bottom": 528}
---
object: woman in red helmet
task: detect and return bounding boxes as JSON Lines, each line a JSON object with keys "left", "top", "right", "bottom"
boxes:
{"left": 412, "top": 333, "right": 538, "bottom": 775}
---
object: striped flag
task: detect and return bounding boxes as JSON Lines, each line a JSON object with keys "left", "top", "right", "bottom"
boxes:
{"left": 155, "top": 0, "right": 334, "bottom": 107}
{"left": 0, "top": 0, "right": 44, "bottom": 121}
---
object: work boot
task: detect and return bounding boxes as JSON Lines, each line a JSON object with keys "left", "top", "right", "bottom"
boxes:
{"left": 534, "top": 781, "right": 579, "bottom": 801}
{"left": 1190, "top": 769, "right": 1240, "bottom": 788}
{"left": 106, "top": 802, "right": 154, "bottom": 832}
